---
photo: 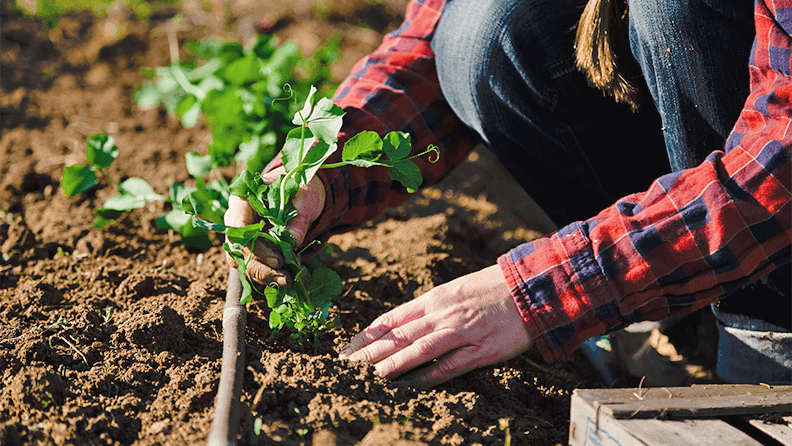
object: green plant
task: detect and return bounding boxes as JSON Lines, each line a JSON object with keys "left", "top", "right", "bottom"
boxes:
{"left": 14, "top": 0, "right": 178, "bottom": 28}
{"left": 40, "top": 391, "right": 54, "bottom": 409}
{"left": 60, "top": 33, "right": 339, "bottom": 250}
{"left": 186, "top": 87, "right": 438, "bottom": 343}
{"left": 134, "top": 31, "right": 340, "bottom": 177}
{"left": 60, "top": 133, "right": 216, "bottom": 247}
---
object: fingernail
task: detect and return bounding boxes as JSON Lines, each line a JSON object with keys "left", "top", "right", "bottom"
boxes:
{"left": 338, "top": 353, "right": 348, "bottom": 360}
{"left": 265, "top": 257, "right": 279, "bottom": 269}
{"left": 275, "top": 276, "right": 288, "bottom": 287}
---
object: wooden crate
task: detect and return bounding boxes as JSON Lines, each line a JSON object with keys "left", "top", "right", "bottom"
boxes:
{"left": 569, "top": 384, "right": 792, "bottom": 446}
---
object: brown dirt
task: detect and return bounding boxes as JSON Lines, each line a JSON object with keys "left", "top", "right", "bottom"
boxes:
{"left": 0, "top": 1, "right": 608, "bottom": 445}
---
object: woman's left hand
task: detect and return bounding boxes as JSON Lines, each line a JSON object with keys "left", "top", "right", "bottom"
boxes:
{"left": 339, "top": 264, "right": 533, "bottom": 387}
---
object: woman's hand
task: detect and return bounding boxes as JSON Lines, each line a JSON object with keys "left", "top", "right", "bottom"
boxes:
{"left": 339, "top": 264, "right": 533, "bottom": 387}
{"left": 223, "top": 166, "right": 325, "bottom": 287}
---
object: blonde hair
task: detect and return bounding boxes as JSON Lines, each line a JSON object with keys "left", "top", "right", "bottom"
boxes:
{"left": 574, "top": 0, "right": 642, "bottom": 111}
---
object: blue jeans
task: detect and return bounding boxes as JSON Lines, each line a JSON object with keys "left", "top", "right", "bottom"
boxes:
{"left": 433, "top": 0, "right": 790, "bottom": 384}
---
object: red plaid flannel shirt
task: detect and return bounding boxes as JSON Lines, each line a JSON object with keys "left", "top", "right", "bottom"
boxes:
{"left": 298, "top": 0, "right": 791, "bottom": 362}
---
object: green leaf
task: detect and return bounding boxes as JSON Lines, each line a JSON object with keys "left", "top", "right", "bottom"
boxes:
{"left": 85, "top": 134, "right": 118, "bottom": 168}
{"left": 292, "top": 85, "right": 317, "bottom": 126}
{"left": 222, "top": 54, "right": 263, "bottom": 85}
{"left": 202, "top": 88, "right": 245, "bottom": 127}
{"left": 342, "top": 130, "right": 382, "bottom": 163}
{"left": 92, "top": 207, "right": 124, "bottom": 228}
{"left": 61, "top": 164, "right": 97, "bottom": 196}
{"left": 235, "top": 136, "right": 260, "bottom": 163}
{"left": 133, "top": 82, "right": 162, "bottom": 109}
{"left": 281, "top": 127, "right": 316, "bottom": 172}
{"left": 155, "top": 208, "right": 191, "bottom": 230}
{"left": 217, "top": 42, "right": 245, "bottom": 65}
{"left": 226, "top": 221, "right": 266, "bottom": 246}
{"left": 306, "top": 97, "right": 344, "bottom": 144}
{"left": 169, "top": 183, "right": 194, "bottom": 204}
{"left": 176, "top": 94, "right": 201, "bottom": 128}
{"left": 382, "top": 131, "right": 411, "bottom": 160}
{"left": 264, "top": 284, "right": 283, "bottom": 308}
{"left": 177, "top": 220, "right": 213, "bottom": 250}
{"left": 118, "top": 178, "right": 163, "bottom": 200}
{"left": 299, "top": 141, "right": 337, "bottom": 185}
{"left": 309, "top": 267, "right": 342, "bottom": 308}
{"left": 229, "top": 170, "right": 255, "bottom": 197}
{"left": 185, "top": 152, "right": 214, "bottom": 178}
{"left": 251, "top": 34, "right": 278, "bottom": 59}
{"left": 192, "top": 217, "right": 227, "bottom": 233}
{"left": 102, "top": 193, "right": 145, "bottom": 211}
{"left": 388, "top": 159, "right": 422, "bottom": 193}
{"left": 269, "top": 309, "right": 282, "bottom": 330}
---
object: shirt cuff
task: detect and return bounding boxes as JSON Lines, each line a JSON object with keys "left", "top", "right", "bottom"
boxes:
{"left": 497, "top": 221, "right": 623, "bottom": 362}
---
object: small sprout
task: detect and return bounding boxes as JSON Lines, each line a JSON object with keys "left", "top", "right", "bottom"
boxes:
{"left": 1, "top": 253, "right": 9, "bottom": 262}
{"left": 41, "top": 391, "right": 53, "bottom": 409}
{"left": 101, "top": 307, "right": 115, "bottom": 325}
{"left": 296, "top": 428, "right": 308, "bottom": 436}
{"left": 372, "top": 416, "right": 380, "bottom": 426}
{"left": 54, "top": 247, "right": 68, "bottom": 258}
{"left": 254, "top": 418, "right": 262, "bottom": 436}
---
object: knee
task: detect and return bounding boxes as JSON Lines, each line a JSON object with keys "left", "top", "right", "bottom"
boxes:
{"left": 433, "top": 0, "right": 582, "bottom": 131}
{"left": 627, "top": 0, "right": 692, "bottom": 48}
{"left": 432, "top": 0, "right": 514, "bottom": 133}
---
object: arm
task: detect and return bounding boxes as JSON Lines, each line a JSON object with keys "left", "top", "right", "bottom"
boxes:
{"left": 501, "top": 0, "right": 791, "bottom": 362}
{"left": 292, "top": 0, "right": 479, "bottom": 246}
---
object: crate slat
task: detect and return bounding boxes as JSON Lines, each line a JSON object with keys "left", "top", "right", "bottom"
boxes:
{"left": 749, "top": 416, "right": 792, "bottom": 444}
{"left": 570, "top": 385, "right": 792, "bottom": 446}
{"left": 574, "top": 385, "right": 792, "bottom": 419}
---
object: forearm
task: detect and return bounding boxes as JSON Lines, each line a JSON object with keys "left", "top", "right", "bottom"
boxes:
{"left": 304, "top": 0, "right": 479, "bottom": 245}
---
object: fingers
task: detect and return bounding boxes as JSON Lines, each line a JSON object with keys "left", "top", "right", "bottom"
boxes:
{"left": 287, "top": 174, "right": 326, "bottom": 247}
{"left": 224, "top": 195, "right": 290, "bottom": 286}
{"left": 247, "top": 238, "right": 291, "bottom": 287}
{"left": 401, "top": 346, "right": 482, "bottom": 388}
{"left": 339, "top": 300, "right": 425, "bottom": 358}
{"left": 372, "top": 328, "right": 463, "bottom": 379}
{"left": 345, "top": 316, "right": 437, "bottom": 364}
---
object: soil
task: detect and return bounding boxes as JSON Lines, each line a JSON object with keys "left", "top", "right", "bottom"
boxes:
{"left": 0, "top": 1, "right": 712, "bottom": 445}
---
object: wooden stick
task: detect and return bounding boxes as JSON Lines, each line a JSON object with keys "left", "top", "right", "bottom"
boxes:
{"left": 207, "top": 268, "right": 247, "bottom": 446}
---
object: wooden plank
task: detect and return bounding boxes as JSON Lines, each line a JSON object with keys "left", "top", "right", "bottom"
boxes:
{"left": 749, "top": 416, "right": 792, "bottom": 445}
{"left": 574, "top": 385, "right": 792, "bottom": 419}
{"left": 617, "top": 418, "right": 766, "bottom": 446}
{"left": 570, "top": 391, "right": 765, "bottom": 446}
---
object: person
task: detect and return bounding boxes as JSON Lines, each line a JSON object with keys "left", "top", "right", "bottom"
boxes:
{"left": 225, "top": 0, "right": 791, "bottom": 388}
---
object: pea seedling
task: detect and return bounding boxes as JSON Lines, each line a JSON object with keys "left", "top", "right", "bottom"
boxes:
{"left": 186, "top": 87, "right": 438, "bottom": 343}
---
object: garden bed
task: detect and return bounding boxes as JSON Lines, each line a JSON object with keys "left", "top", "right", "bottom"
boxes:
{"left": 0, "top": 1, "right": 602, "bottom": 444}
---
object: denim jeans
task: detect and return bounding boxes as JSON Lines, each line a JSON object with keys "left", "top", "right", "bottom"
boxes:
{"left": 433, "top": 0, "right": 791, "bottom": 384}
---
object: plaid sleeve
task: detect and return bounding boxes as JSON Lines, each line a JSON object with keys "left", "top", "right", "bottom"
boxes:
{"left": 499, "top": 0, "right": 792, "bottom": 363}
{"left": 300, "top": 0, "right": 478, "bottom": 245}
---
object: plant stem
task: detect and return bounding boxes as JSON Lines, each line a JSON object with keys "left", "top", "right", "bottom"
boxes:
{"left": 167, "top": 22, "right": 203, "bottom": 99}
{"left": 207, "top": 268, "right": 247, "bottom": 446}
